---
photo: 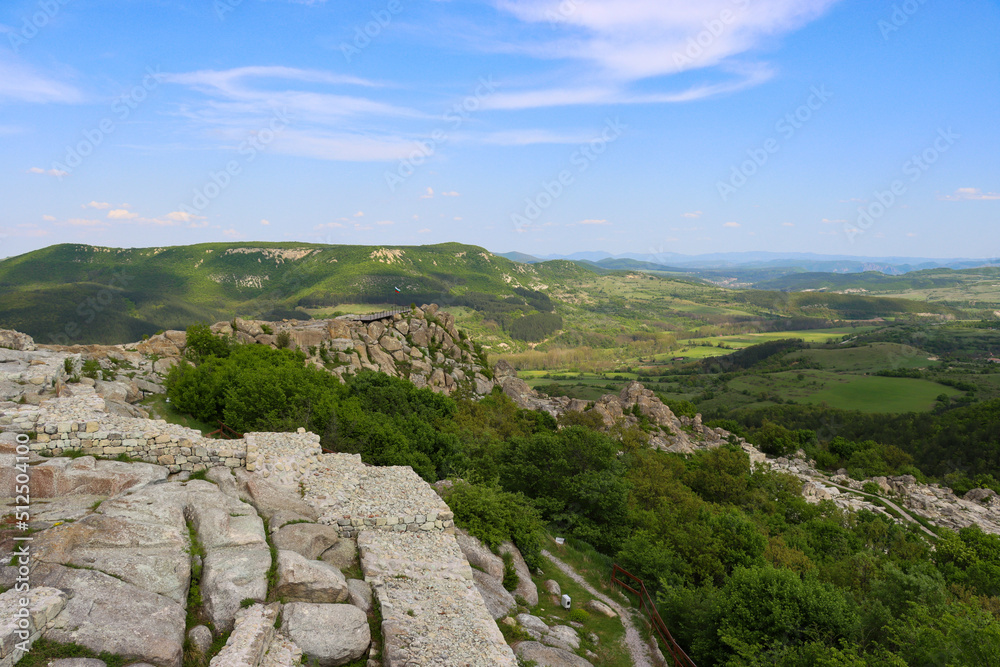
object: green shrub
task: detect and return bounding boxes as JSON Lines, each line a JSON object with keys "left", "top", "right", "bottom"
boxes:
{"left": 568, "top": 608, "right": 590, "bottom": 623}
{"left": 501, "top": 552, "right": 518, "bottom": 592}
{"left": 185, "top": 324, "right": 233, "bottom": 362}
{"left": 275, "top": 331, "right": 292, "bottom": 349}
{"left": 447, "top": 480, "right": 545, "bottom": 571}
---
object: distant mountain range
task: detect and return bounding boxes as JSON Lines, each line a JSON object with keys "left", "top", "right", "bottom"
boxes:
{"left": 497, "top": 251, "right": 1000, "bottom": 276}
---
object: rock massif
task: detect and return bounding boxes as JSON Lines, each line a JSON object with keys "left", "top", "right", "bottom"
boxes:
{"left": 0, "top": 327, "right": 520, "bottom": 667}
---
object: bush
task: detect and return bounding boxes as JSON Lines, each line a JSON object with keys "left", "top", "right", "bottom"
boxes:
{"left": 446, "top": 480, "right": 545, "bottom": 570}
{"left": 275, "top": 331, "right": 292, "bottom": 349}
{"left": 185, "top": 324, "right": 232, "bottom": 362}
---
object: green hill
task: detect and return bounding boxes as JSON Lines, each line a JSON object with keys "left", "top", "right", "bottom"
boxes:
{"left": 0, "top": 241, "right": 971, "bottom": 346}
{"left": 0, "top": 242, "right": 594, "bottom": 344}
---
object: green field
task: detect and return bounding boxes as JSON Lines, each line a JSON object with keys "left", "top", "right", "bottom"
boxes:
{"left": 798, "top": 375, "right": 960, "bottom": 412}
{"left": 727, "top": 370, "right": 961, "bottom": 413}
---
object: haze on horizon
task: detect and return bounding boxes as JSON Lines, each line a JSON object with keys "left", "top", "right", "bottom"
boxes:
{"left": 1, "top": 0, "right": 997, "bottom": 260}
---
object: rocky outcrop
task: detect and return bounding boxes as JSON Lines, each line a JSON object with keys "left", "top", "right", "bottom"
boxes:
{"left": 0, "top": 329, "right": 36, "bottom": 351}
{"left": 494, "top": 369, "right": 744, "bottom": 456}
{"left": 40, "top": 305, "right": 493, "bottom": 401}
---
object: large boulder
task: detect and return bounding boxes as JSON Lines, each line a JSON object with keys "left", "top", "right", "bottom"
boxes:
{"left": 272, "top": 523, "right": 340, "bottom": 560}
{"left": 346, "top": 579, "right": 373, "bottom": 615}
{"left": 3, "top": 456, "right": 166, "bottom": 498}
{"left": 455, "top": 529, "right": 504, "bottom": 579}
{"left": 282, "top": 603, "right": 370, "bottom": 666}
{"left": 498, "top": 541, "right": 538, "bottom": 606}
{"left": 36, "top": 564, "right": 186, "bottom": 667}
{"left": 320, "top": 537, "right": 359, "bottom": 571}
{"left": 514, "top": 641, "right": 593, "bottom": 667}
{"left": 0, "top": 329, "right": 36, "bottom": 351}
{"left": 473, "top": 569, "right": 517, "bottom": 620}
{"left": 202, "top": 546, "right": 271, "bottom": 632}
{"left": 274, "top": 550, "right": 349, "bottom": 603}
{"left": 233, "top": 469, "right": 319, "bottom": 521}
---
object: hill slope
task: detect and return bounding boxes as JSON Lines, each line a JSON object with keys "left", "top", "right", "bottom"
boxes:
{"left": 0, "top": 242, "right": 593, "bottom": 344}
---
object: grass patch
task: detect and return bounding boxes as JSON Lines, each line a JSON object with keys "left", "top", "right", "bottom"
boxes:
{"left": 531, "top": 535, "right": 631, "bottom": 667}
{"left": 11, "top": 638, "right": 128, "bottom": 667}
{"left": 263, "top": 517, "right": 279, "bottom": 599}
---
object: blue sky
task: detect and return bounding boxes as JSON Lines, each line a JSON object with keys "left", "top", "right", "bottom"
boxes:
{"left": 1, "top": 0, "right": 998, "bottom": 259}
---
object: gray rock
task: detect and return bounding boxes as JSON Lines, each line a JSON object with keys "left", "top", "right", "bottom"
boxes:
{"left": 233, "top": 468, "right": 319, "bottom": 521}
{"left": 584, "top": 599, "right": 617, "bottom": 618}
{"left": 187, "top": 625, "right": 213, "bottom": 655}
{"left": 965, "top": 487, "right": 998, "bottom": 503}
{"left": 282, "top": 603, "right": 370, "bottom": 666}
{"left": 498, "top": 541, "right": 538, "bottom": 606}
{"left": 544, "top": 625, "right": 580, "bottom": 651}
{"left": 320, "top": 537, "right": 358, "bottom": 571}
{"left": 37, "top": 564, "right": 185, "bottom": 667}
{"left": 275, "top": 550, "right": 349, "bottom": 603}
{"left": 202, "top": 545, "right": 271, "bottom": 632}
{"left": 49, "top": 660, "right": 107, "bottom": 667}
{"left": 514, "top": 641, "right": 593, "bottom": 667}
{"left": 473, "top": 569, "right": 517, "bottom": 620}
{"left": 347, "top": 578, "right": 373, "bottom": 614}
{"left": 543, "top": 579, "right": 561, "bottom": 596}
{"left": 455, "top": 529, "right": 504, "bottom": 579}
{"left": 273, "top": 522, "right": 341, "bottom": 560}
{"left": 516, "top": 613, "right": 550, "bottom": 636}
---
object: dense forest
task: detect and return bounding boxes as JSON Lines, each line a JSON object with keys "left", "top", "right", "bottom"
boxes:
{"left": 166, "top": 326, "right": 1000, "bottom": 665}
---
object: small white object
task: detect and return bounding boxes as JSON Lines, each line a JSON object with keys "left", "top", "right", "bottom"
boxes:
{"left": 561, "top": 594, "right": 571, "bottom": 609}
{"left": 554, "top": 537, "right": 565, "bottom": 545}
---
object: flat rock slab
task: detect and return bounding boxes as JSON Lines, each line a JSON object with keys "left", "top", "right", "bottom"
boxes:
{"left": 35, "top": 564, "right": 185, "bottom": 667}
{"left": 515, "top": 641, "right": 594, "bottom": 667}
{"left": 49, "top": 660, "right": 107, "bottom": 667}
{"left": 375, "top": 576, "right": 517, "bottom": 667}
{"left": 0, "top": 586, "right": 67, "bottom": 666}
{"left": 272, "top": 523, "right": 340, "bottom": 560}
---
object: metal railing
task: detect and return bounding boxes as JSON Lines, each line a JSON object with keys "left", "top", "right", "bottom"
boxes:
{"left": 611, "top": 564, "right": 697, "bottom": 667}
{"left": 207, "top": 421, "right": 244, "bottom": 440}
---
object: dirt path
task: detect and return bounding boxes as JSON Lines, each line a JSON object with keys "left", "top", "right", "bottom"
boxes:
{"left": 820, "top": 479, "right": 937, "bottom": 538}
{"left": 541, "top": 549, "right": 660, "bottom": 667}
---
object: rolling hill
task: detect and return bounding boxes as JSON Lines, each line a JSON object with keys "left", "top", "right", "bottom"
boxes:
{"left": 0, "top": 242, "right": 970, "bottom": 346}
{"left": 0, "top": 242, "right": 592, "bottom": 344}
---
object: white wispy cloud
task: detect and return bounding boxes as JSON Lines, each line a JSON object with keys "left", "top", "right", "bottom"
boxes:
{"left": 480, "top": 0, "right": 837, "bottom": 109}
{"left": 0, "top": 60, "right": 84, "bottom": 104}
{"left": 939, "top": 187, "right": 1000, "bottom": 201}
{"left": 723, "top": 221, "right": 741, "bottom": 228}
